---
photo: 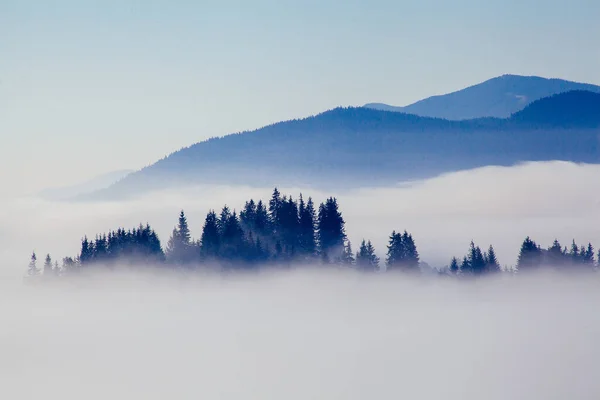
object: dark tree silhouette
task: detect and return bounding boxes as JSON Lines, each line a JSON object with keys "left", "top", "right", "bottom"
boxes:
{"left": 386, "top": 230, "right": 419, "bottom": 272}
{"left": 317, "top": 197, "right": 346, "bottom": 263}
{"left": 356, "top": 240, "right": 379, "bottom": 271}
{"left": 449, "top": 257, "right": 460, "bottom": 275}
{"left": 517, "top": 236, "right": 542, "bottom": 272}
{"left": 200, "top": 210, "right": 220, "bottom": 259}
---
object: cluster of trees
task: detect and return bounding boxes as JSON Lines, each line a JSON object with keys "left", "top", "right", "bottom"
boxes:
{"left": 448, "top": 242, "right": 501, "bottom": 276}
{"left": 513, "top": 237, "right": 596, "bottom": 272}
{"left": 28, "top": 189, "right": 423, "bottom": 276}
{"left": 27, "top": 188, "right": 600, "bottom": 278}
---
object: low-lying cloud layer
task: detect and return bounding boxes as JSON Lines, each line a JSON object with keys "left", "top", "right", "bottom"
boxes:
{"left": 2, "top": 161, "right": 600, "bottom": 275}
{"left": 2, "top": 269, "right": 600, "bottom": 399}
{"left": 2, "top": 161, "right": 600, "bottom": 398}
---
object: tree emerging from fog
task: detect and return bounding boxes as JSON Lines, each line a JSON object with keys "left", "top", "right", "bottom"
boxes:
{"left": 27, "top": 188, "right": 600, "bottom": 279}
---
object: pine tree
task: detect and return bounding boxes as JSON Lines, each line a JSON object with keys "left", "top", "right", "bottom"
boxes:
{"left": 27, "top": 252, "right": 39, "bottom": 277}
{"left": 582, "top": 243, "right": 595, "bottom": 267}
{"left": 166, "top": 210, "right": 194, "bottom": 265}
{"left": 449, "top": 257, "right": 459, "bottom": 275}
{"left": 467, "top": 241, "right": 486, "bottom": 275}
{"left": 297, "top": 194, "right": 317, "bottom": 260}
{"left": 340, "top": 240, "right": 354, "bottom": 266}
{"left": 485, "top": 245, "right": 501, "bottom": 273}
{"left": 568, "top": 240, "right": 579, "bottom": 264}
{"left": 460, "top": 256, "right": 470, "bottom": 275}
{"left": 43, "top": 254, "right": 53, "bottom": 275}
{"left": 200, "top": 210, "right": 220, "bottom": 259}
{"left": 356, "top": 240, "right": 379, "bottom": 271}
{"left": 546, "top": 239, "right": 566, "bottom": 267}
{"left": 80, "top": 236, "right": 93, "bottom": 265}
{"left": 254, "top": 200, "right": 269, "bottom": 235}
{"left": 386, "top": 231, "right": 404, "bottom": 270}
{"left": 517, "top": 236, "right": 542, "bottom": 272}
{"left": 386, "top": 230, "right": 419, "bottom": 272}
{"left": 402, "top": 231, "right": 420, "bottom": 269}
{"left": 269, "top": 188, "right": 282, "bottom": 232}
{"left": 317, "top": 197, "right": 346, "bottom": 263}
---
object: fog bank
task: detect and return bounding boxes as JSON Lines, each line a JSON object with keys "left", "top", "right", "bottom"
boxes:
{"left": 2, "top": 268, "right": 599, "bottom": 399}
{"left": 2, "top": 161, "right": 600, "bottom": 274}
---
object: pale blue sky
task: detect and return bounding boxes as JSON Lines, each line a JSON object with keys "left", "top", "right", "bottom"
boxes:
{"left": 1, "top": 0, "right": 599, "bottom": 196}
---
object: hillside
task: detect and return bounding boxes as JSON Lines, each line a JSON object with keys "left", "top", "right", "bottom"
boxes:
{"left": 364, "top": 75, "right": 600, "bottom": 120}
{"left": 89, "top": 91, "right": 600, "bottom": 199}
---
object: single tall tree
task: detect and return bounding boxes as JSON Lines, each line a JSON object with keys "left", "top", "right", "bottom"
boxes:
{"left": 43, "top": 254, "right": 53, "bottom": 275}
{"left": 28, "top": 252, "right": 39, "bottom": 276}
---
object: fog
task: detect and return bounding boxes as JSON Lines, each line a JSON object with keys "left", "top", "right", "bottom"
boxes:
{"left": 2, "top": 161, "right": 600, "bottom": 273}
{"left": 2, "top": 269, "right": 600, "bottom": 399}
{"left": 2, "top": 161, "right": 600, "bottom": 399}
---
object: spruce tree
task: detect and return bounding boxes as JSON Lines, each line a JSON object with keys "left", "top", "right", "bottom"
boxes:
{"left": 43, "top": 254, "right": 53, "bottom": 275}
{"left": 340, "top": 240, "right": 354, "bottom": 266}
{"left": 517, "top": 236, "right": 542, "bottom": 272}
{"left": 269, "top": 188, "right": 282, "bottom": 232}
{"left": 317, "top": 197, "right": 346, "bottom": 263}
{"left": 357, "top": 240, "right": 379, "bottom": 271}
{"left": 386, "top": 231, "right": 404, "bottom": 270}
{"left": 402, "top": 231, "right": 420, "bottom": 269}
{"left": 254, "top": 200, "right": 269, "bottom": 235}
{"left": 547, "top": 239, "right": 565, "bottom": 267}
{"left": 200, "top": 210, "right": 220, "bottom": 259}
{"left": 460, "top": 256, "right": 470, "bottom": 275}
{"left": 467, "top": 241, "right": 486, "bottom": 275}
{"left": 485, "top": 245, "right": 501, "bottom": 273}
{"left": 166, "top": 210, "right": 194, "bottom": 265}
{"left": 449, "top": 257, "right": 459, "bottom": 275}
{"left": 28, "top": 252, "right": 39, "bottom": 276}
{"left": 582, "top": 243, "right": 595, "bottom": 267}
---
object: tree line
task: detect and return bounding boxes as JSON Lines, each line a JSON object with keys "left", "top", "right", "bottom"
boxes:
{"left": 26, "top": 188, "right": 600, "bottom": 278}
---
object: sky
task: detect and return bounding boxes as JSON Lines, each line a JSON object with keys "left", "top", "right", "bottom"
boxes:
{"left": 1, "top": 0, "right": 599, "bottom": 196}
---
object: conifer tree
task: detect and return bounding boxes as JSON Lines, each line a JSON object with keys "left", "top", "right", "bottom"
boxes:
{"left": 402, "top": 231, "right": 420, "bottom": 269}
{"left": 340, "top": 240, "right": 355, "bottom": 266}
{"left": 254, "top": 200, "right": 269, "bottom": 235}
{"left": 386, "top": 230, "right": 419, "bottom": 272}
{"left": 449, "top": 257, "right": 459, "bottom": 275}
{"left": 166, "top": 210, "right": 194, "bottom": 265}
{"left": 200, "top": 210, "right": 220, "bottom": 259}
{"left": 386, "top": 231, "right": 404, "bottom": 269}
{"left": 582, "top": 243, "right": 595, "bottom": 267}
{"left": 28, "top": 252, "right": 39, "bottom": 276}
{"left": 317, "top": 197, "right": 346, "bottom": 263}
{"left": 568, "top": 240, "right": 579, "bottom": 263}
{"left": 269, "top": 188, "right": 282, "bottom": 232}
{"left": 298, "top": 196, "right": 317, "bottom": 259}
{"left": 467, "top": 241, "right": 486, "bottom": 275}
{"left": 460, "top": 256, "right": 470, "bottom": 274}
{"left": 485, "top": 245, "right": 501, "bottom": 273}
{"left": 43, "top": 254, "right": 53, "bottom": 275}
{"left": 357, "top": 240, "right": 379, "bottom": 271}
{"left": 547, "top": 239, "right": 565, "bottom": 267}
{"left": 517, "top": 236, "right": 542, "bottom": 272}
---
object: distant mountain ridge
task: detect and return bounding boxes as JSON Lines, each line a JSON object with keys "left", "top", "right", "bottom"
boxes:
{"left": 87, "top": 90, "right": 600, "bottom": 200}
{"left": 365, "top": 74, "right": 600, "bottom": 120}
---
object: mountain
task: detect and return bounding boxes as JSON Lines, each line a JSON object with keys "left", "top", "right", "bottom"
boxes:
{"left": 40, "top": 169, "right": 133, "bottom": 201}
{"left": 364, "top": 74, "right": 600, "bottom": 120}
{"left": 90, "top": 90, "right": 600, "bottom": 200}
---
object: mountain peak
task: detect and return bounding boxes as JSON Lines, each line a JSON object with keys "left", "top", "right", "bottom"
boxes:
{"left": 365, "top": 74, "right": 600, "bottom": 120}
